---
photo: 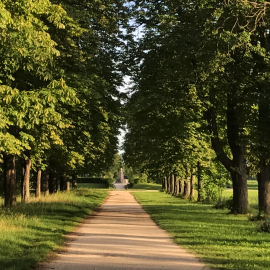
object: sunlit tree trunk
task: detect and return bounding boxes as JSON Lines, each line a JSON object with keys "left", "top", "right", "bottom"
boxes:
{"left": 4, "top": 154, "right": 16, "bottom": 206}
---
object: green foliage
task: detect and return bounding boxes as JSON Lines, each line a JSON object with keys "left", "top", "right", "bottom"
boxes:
{"left": 0, "top": 188, "right": 107, "bottom": 270}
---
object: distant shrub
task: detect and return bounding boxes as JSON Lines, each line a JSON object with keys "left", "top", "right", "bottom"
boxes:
{"left": 127, "top": 182, "right": 134, "bottom": 189}
{"left": 256, "top": 218, "right": 270, "bottom": 232}
{"left": 77, "top": 177, "right": 113, "bottom": 188}
{"left": 214, "top": 197, "right": 233, "bottom": 211}
{"left": 104, "top": 178, "right": 114, "bottom": 188}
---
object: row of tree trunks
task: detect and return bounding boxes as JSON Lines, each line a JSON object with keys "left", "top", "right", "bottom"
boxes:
{"left": 163, "top": 173, "right": 195, "bottom": 200}
{"left": 3, "top": 155, "right": 75, "bottom": 206}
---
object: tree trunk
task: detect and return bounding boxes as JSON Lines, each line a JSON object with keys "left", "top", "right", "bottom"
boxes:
{"left": 258, "top": 162, "right": 270, "bottom": 215}
{"left": 41, "top": 170, "right": 49, "bottom": 195}
{"left": 204, "top": 92, "right": 248, "bottom": 214}
{"left": 170, "top": 174, "right": 175, "bottom": 195}
{"left": 72, "top": 174, "right": 77, "bottom": 188}
{"left": 60, "top": 174, "right": 65, "bottom": 191}
{"left": 162, "top": 177, "right": 165, "bottom": 191}
{"left": 36, "top": 169, "right": 41, "bottom": 198}
{"left": 230, "top": 169, "right": 248, "bottom": 214}
{"left": 257, "top": 87, "right": 270, "bottom": 214}
{"left": 197, "top": 162, "right": 202, "bottom": 202}
{"left": 180, "top": 178, "right": 185, "bottom": 196}
{"left": 167, "top": 174, "right": 171, "bottom": 193}
{"left": 184, "top": 180, "right": 190, "bottom": 198}
{"left": 190, "top": 173, "right": 196, "bottom": 199}
{"left": 66, "top": 178, "right": 70, "bottom": 191}
{"left": 21, "top": 158, "right": 31, "bottom": 203}
{"left": 164, "top": 176, "right": 168, "bottom": 192}
{"left": 4, "top": 154, "right": 16, "bottom": 207}
{"left": 49, "top": 172, "right": 58, "bottom": 194}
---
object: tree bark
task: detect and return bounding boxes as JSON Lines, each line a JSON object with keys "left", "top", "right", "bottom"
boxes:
{"left": 180, "top": 178, "right": 185, "bottom": 196}
{"left": 41, "top": 170, "right": 49, "bottom": 195}
{"left": 197, "top": 162, "right": 202, "bottom": 201}
{"left": 60, "top": 174, "right": 65, "bottom": 191}
{"left": 170, "top": 174, "right": 175, "bottom": 195}
{"left": 21, "top": 157, "right": 31, "bottom": 203}
{"left": 4, "top": 154, "right": 16, "bottom": 207}
{"left": 257, "top": 87, "right": 270, "bottom": 214}
{"left": 162, "top": 177, "right": 165, "bottom": 191}
{"left": 66, "top": 178, "right": 70, "bottom": 191}
{"left": 204, "top": 93, "right": 248, "bottom": 214}
{"left": 184, "top": 180, "right": 190, "bottom": 198}
{"left": 72, "top": 174, "right": 77, "bottom": 188}
{"left": 258, "top": 162, "right": 270, "bottom": 215}
{"left": 164, "top": 176, "right": 168, "bottom": 192}
{"left": 49, "top": 172, "right": 58, "bottom": 194}
{"left": 36, "top": 169, "right": 41, "bottom": 198}
{"left": 167, "top": 174, "right": 171, "bottom": 193}
{"left": 190, "top": 173, "right": 196, "bottom": 199}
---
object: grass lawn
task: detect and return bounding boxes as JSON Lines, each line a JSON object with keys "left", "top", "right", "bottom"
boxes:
{"left": 132, "top": 191, "right": 270, "bottom": 270}
{"left": 0, "top": 188, "right": 107, "bottom": 270}
{"left": 132, "top": 182, "right": 162, "bottom": 190}
{"left": 77, "top": 182, "right": 108, "bottom": 189}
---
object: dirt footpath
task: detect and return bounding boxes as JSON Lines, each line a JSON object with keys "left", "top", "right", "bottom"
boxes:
{"left": 39, "top": 191, "right": 210, "bottom": 270}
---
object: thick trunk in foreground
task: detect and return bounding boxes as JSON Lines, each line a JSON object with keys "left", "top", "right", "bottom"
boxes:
{"left": 4, "top": 154, "right": 16, "bottom": 206}
{"left": 258, "top": 162, "right": 270, "bottom": 215}
{"left": 204, "top": 93, "right": 248, "bottom": 214}
{"left": 257, "top": 92, "right": 270, "bottom": 214}
{"left": 21, "top": 158, "right": 31, "bottom": 203}
{"left": 230, "top": 165, "right": 248, "bottom": 214}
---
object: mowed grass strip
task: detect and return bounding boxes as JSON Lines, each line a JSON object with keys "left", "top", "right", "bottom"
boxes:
{"left": 0, "top": 188, "right": 108, "bottom": 270}
{"left": 132, "top": 191, "right": 270, "bottom": 270}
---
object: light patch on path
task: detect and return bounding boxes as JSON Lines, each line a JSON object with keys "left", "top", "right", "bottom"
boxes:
{"left": 38, "top": 191, "right": 210, "bottom": 270}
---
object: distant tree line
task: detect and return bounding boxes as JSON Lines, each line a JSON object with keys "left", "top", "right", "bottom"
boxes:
{"left": 123, "top": 0, "right": 270, "bottom": 215}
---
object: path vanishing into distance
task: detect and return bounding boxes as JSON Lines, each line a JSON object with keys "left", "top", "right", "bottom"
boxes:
{"left": 39, "top": 191, "right": 210, "bottom": 270}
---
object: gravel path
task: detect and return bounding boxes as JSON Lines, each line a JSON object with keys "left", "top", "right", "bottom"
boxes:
{"left": 38, "top": 191, "right": 210, "bottom": 270}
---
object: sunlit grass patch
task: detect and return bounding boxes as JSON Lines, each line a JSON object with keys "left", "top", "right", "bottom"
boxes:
{"left": 132, "top": 182, "right": 162, "bottom": 190}
{"left": 132, "top": 191, "right": 270, "bottom": 270}
{"left": 0, "top": 188, "right": 108, "bottom": 270}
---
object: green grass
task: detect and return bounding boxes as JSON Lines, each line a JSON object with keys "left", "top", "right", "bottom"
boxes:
{"left": 0, "top": 188, "right": 108, "bottom": 270}
{"left": 132, "top": 182, "right": 162, "bottom": 190}
{"left": 77, "top": 182, "right": 108, "bottom": 189}
{"left": 247, "top": 180, "right": 258, "bottom": 190}
{"left": 132, "top": 191, "right": 270, "bottom": 270}
{"left": 222, "top": 189, "right": 258, "bottom": 209}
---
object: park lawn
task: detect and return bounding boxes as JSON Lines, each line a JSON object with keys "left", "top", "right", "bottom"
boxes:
{"left": 132, "top": 191, "right": 270, "bottom": 270}
{"left": 0, "top": 188, "right": 107, "bottom": 270}
{"left": 77, "top": 182, "right": 109, "bottom": 189}
{"left": 132, "top": 182, "right": 162, "bottom": 190}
